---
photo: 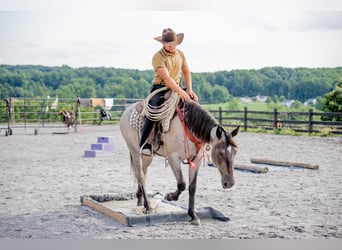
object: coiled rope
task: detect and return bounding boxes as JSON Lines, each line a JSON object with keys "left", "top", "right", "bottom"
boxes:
{"left": 143, "top": 86, "right": 180, "bottom": 121}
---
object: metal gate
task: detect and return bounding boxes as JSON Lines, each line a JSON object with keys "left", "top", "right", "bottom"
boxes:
{"left": 0, "top": 97, "right": 78, "bottom": 135}
{"left": 0, "top": 97, "right": 142, "bottom": 136}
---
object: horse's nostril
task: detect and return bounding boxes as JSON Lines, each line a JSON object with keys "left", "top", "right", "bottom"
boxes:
{"left": 223, "top": 181, "right": 234, "bottom": 189}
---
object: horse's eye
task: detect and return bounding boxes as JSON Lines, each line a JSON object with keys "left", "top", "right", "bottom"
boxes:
{"left": 218, "top": 151, "right": 225, "bottom": 158}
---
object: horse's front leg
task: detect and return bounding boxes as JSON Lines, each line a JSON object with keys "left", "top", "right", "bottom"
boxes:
{"left": 165, "top": 182, "right": 186, "bottom": 201}
{"left": 188, "top": 167, "right": 200, "bottom": 226}
{"left": 165, "top": 158, "right": 186, "bottom": 201}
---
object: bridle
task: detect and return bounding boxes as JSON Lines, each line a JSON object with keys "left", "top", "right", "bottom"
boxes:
{"left": 176, "top": 104, "right": 205, "bottom": 169}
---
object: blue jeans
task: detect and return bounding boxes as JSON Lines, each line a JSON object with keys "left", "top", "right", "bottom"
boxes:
{"left": 140, "top": 85, "right": 169, "bottom": 147}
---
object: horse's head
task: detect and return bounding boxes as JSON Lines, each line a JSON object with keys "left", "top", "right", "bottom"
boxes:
{"left": 210, "top": 125, "right": 239, "bottom": 189}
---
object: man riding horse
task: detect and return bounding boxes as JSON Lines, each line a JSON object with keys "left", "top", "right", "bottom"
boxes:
{"left": 139, "top": 28, "right": 198, "bottom": 156}
{"left": 120, "top": 29, "right": 239, "bottom": 225}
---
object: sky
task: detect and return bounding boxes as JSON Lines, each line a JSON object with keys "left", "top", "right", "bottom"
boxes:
{"left": 0, "top": 0, "right": 342, "bottom": 72}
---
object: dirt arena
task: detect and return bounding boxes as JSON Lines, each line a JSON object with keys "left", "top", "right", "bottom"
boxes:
{"left": 0, "top": 124, "right": 341, "bottom": 239}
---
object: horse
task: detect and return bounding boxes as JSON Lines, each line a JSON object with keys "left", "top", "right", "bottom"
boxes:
{"left": 59, "top": 109, "right": 75, "bottom": 128}
{"left": 119, "top": 100, "right": 239, "bottom": 225}
{"left": 98, "top": 107, "right": 113, "bottom": 125}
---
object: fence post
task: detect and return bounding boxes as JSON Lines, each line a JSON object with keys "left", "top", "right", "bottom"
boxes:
{"left": 5, "top": 98, "right": 11, "bottom": 123}
{"left": 75, "top": 98, "right": 80, "bottom": 133}
{"left": 244, "top": 107, "right": 248, "bottom": 131}
{"left": 274, "top": 108, "right": 278, "bottom": 129}
{"left": 41, "top": 97, "right": 46, "bottom": 127}
{"left": 308, "top": 109, "right": 313, "bottom": 133}
{"left": 218, "top": 107, "right": 222, "bottom": 125}
{"left": 24, "top": 98, "right": 27, "bottom": 129}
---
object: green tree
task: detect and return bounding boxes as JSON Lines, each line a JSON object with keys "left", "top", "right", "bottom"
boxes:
{"left": 228, "top": 98, "right": 240, "bottom": 110}
{"left": 272, "top": 95, "right": 279, "bottom": 103}
{"left": 212, "top": 85, "right": 230, "bottom": 103}
{"left": 122, "top": 77, "right": 139, "bottom": 98}
{"left": 200, "top": 82, "right": 213, "bottom": 103}
{"left": 56, "top": 84, "right": 77, "bottom": 99}
{"left": 1, "top": 65, "right": 342, "bottom": 102}
{"left": 0, "top": 83, "right": 10, "bottom": 98}
{"left": 135, "top": 78, "right": 150, "bottom": 99}
{"left": 290, "top": 100, "right": 303, "bottom": 109}
{"left": 265, "top": 97, "right": 272, "bottom": 104}
{"left": 322, "top": 79, "right": 342, "bottom": 120}
{"left": 315, "top": 96, "right": 323, "bottom": 110}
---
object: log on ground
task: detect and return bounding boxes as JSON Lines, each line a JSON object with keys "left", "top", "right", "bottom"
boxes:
{"left": 234, "top": 164, "right": 268, "bottom": 173}
{"left": 250, "top": 158, "right": 319, "bottom": 170}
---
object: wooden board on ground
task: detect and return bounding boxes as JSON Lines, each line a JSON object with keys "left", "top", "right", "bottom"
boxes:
{"left": 235, "top": 164, "right": 269, "bottom": 173}
{"left": 209, "top": 162, "right": 268, "bottom": 174}
{"left": 80, "top": 193, "right": 229, "bottom": 226}
{"left": 250, "top": 158, "right": 319, "bottom": 170}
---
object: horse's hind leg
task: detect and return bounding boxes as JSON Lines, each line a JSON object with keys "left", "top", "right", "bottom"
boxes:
{"left": 133, "top": 154, "right": 153, "bottom": 212}
{"left": 136, "top": 185, "right": 143, "bottom": 206}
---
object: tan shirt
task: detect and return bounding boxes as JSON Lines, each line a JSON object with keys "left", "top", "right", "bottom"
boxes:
{"left": 152, "top": 48, "right": 188, "bottom": 85}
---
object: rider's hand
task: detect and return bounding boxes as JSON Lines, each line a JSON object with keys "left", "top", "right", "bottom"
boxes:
{"left": 178, "top": 89, "right": 191, "bottom": 102}
{"left": 188, "top": 90, "right": 198, "bottom": 102}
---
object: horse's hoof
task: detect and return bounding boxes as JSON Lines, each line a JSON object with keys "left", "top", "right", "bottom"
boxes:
{"left": 165, "top": 193, "right": 173, "bottom": 201}
{"left": 135, "top": 205, "right": 151, "bottom": 215}
{"left": 191, "top": 219, "right": 201, "bottom": 226}
{"left": 165, "top": 193, "right": 178, "bottom": 201}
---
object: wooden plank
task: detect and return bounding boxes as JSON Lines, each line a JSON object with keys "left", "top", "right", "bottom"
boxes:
{"left": 235, "top": 164, "right": 268, "bottom": 173}
{"left": 212, "top": 163, "right": 269, "bottom": 173}
{"left": 80, "top": 194, "right": 229, "bottom": 226}
{"left": 80, "top": 196, "right": 128, "bottom": 225}
{"left": 250, "top": 158, "right": 319, "bottom": 170}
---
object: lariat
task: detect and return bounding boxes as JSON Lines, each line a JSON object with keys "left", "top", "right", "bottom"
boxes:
{"left": 144, "top": 86, "right": 179, "bottom": 121}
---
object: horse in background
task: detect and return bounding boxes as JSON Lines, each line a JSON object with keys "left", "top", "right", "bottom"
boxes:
{"left": 98, "top": 107, "right": 113, "bottom": 125}
{"left": 59, "top": 109, "right": 75, "bottom": 128}
{"left": 120, "top": 100, "right": 239, "bottom": 225}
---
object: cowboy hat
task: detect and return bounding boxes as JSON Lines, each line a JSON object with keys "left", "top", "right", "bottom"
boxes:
{"left": 154, "top": 28, "right": 184, "bottom": 45}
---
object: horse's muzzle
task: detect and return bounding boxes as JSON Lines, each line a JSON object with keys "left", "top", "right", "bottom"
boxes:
{"left": 222, "top": 177, "right": 234, "bottom": 189}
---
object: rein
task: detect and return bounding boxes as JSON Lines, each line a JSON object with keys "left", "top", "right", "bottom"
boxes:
{"left": 176, "top": 103, "right": 204, "bottom": 169}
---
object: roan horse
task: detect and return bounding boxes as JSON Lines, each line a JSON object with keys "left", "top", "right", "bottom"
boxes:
{"left": 119, "top": 100, "right": 239, "bottom": 225}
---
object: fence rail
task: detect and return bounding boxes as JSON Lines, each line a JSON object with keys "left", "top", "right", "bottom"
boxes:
{"left": 209, "top": 107, "right": 342, "bottom": 134}
{"left": 0, "top": 97, "right": 141, "bottom": 135}
{"left": 1, "top": 97, "right": 342, "bottom": 135}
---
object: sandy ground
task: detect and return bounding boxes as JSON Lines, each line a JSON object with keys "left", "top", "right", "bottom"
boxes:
{"left": 0, "top": 124, "right": 341, "bottom": 239}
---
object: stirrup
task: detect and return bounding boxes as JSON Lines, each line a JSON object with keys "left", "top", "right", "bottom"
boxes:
{"left": 140, "top": 143, "right": 152, "bottom": 156}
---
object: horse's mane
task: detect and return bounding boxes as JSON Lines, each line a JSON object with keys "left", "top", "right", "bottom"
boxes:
{"left": 183, "top": 101, "right": 218, "bottom": 143}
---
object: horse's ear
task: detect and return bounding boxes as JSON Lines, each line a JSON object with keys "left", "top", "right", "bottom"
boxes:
{"left": 231, "top": 126, "right": 240, "bottom": 137}
{"left": 210, "top": 126, "right": 226, "bottom": 142}
{"left": 216, "top": 126, "right": 223, "bottom": 139}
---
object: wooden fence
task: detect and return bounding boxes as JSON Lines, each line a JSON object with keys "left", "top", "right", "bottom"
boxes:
{"left": 1, "top": 97, "right": 342, "bottom": 135}
{"left": 209, "top": 107, "right": 342, "bottom": 134}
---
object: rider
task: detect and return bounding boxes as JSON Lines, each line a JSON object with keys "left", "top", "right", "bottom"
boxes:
{"left": 140, "top": 28, "right": 199, "bottom": 156}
